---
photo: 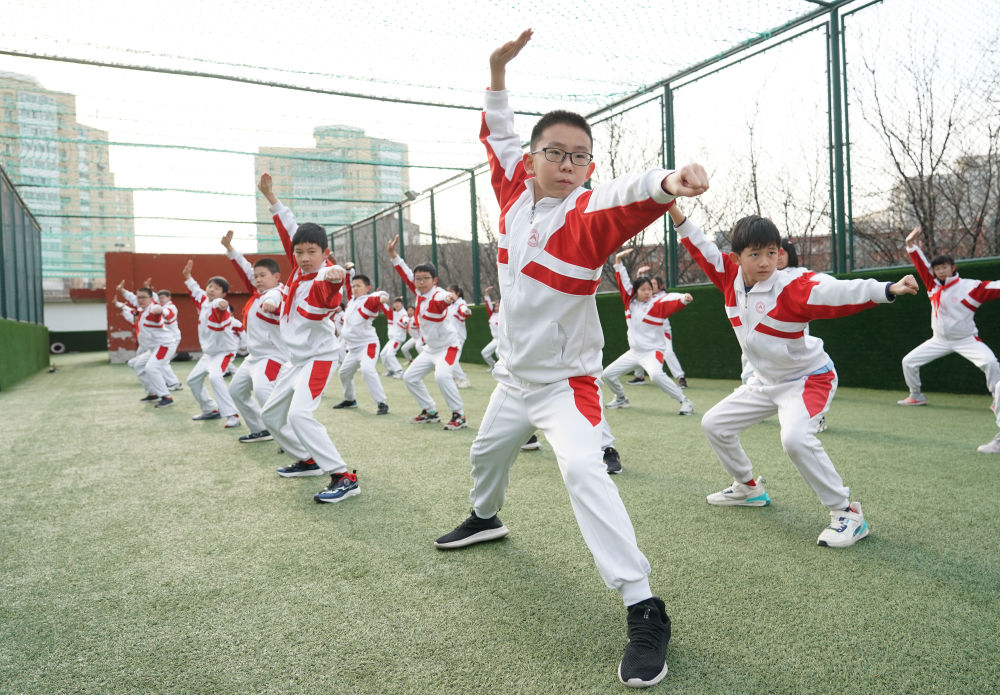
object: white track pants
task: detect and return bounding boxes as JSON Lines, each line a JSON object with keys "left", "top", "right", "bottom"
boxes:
{"left": 701, "top": 370, "right": 849, "bottom": 510}
{"left": 143, "top": 343, "right": 178, "bottom": 397}
{"left": 901, "top": 335, "right": 1000, "bottom": 394}
{"left": 380, "top": 338, "right": 404, "bottom": 375}
{"left": 340, "top": 341, "right": 387, "bottom": 405}
{"left": 129, "top": 348, "right": 153, "bottom": 393}
{"left": 604, "top": 349, "right": 684, "bottom": 403}
{"left": 400, "top": 337, "right": 423, "bottom": 361}
{"left": 634, "top": 335, "right": 685, "bottom": 380}
{"left": 468, "top": 375, "right": 652, "bottom": 605}
{"left": 261, "top": 359, "right": 346, "bottom": 473}
{"left": 403, "top": 345, "right": 463, "bottom": 414}
{"left": 452, "top": 340, "right": 468, "bottom": 382}
{"left": 481, "top": 338, "right": 499, "bottom": 368}
{"left": 230, "top": 355, "right": 284, "bottom": 433}
{"left": 187, "top": 352, "right": 238, "bottom": 417}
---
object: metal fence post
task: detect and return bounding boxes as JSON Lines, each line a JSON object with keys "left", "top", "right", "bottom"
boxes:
{"left": 470, "top": 172, "right": 481, "bottom": 304}
{"left": 371, "top": 217, "right": 379, "bottom": 287}
{"left": 663, "top": 85, "right": 678, "bottom": 288}
{"left": 430, "top": 188, "right": 438, "bottom": 269}
{"left": 827, "top": 6, "right": 849, "bottom": 273}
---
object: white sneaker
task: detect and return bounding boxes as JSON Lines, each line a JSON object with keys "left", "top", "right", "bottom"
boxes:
{"left": 606, "top": 395, "right": 630, "bottom": 409}
{"left": 817, "top": 502, "right": 870, "bottom": 547}
{"left": 678, "top": 398, "right": 694, "bottom": 416}
{"left": 456, "top": 378, "right": 472, "bottom": 389}
{"left": 977, "top": 433, "right": 1000, "bottom": 453}
{"left": 706, "top": 476, "right": 771, "bottom": 506}
{"left": 814, "top": 415, "right": 828, "bottom": 433}
{"left": 897, "top": 393, "right": 927, "bottom": 406}
{"left": 224, "top": 415, "right": 240, "bottom": 429}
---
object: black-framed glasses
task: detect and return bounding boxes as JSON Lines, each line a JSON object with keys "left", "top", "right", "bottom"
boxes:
{"left": 530, "top": 147, "right": 594, "bottom": 166}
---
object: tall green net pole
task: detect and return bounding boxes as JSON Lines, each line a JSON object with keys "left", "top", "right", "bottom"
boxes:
{"left": 397, "top": 203, "right": 405, "bottom": 259}
{"left": 663, "top": 86, "right": 678, "bottom": 288}
{"left": 828, "top": 6, "right": 849, "bottom": 273}
{"left": 430, "top": 189, "right": 438, "bottom": 269}
{"left": 470, "top": 172, "right": 481, "bottom": 304}
{"left": 371, "top": 217, "right": 379, "bottom": 287}
{"left": 349, "top": 224, "right": 356, "bottom": 265}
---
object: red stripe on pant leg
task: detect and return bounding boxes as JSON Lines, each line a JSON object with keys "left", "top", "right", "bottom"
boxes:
{"left": 156, "top": 345, "right": 168, "bottom": 360}
{"left": 221, "top": 353, "right": 234, "bottom": 373}
{"left": 655, "top": 351, "right": 664, "bottom": 363}
{"left": 567, "top": 376, "right": 602, "bottom": 427}
{"left": 367, "top": 342, "right": 377, "bottom": 359}
{"left": 308, "top": 360, "right": 333, "bottom": 399}
{"left": 445, "top": 346, "right": 459, "bottom": 365}
{"left": 265, "top": 359, "right": 282, "bottom": 381}
{"left": 392, "top": 342, "right": 399, "bottom": 350}
{"left": 802, "top": 371, "right": 836, "bottom": 418}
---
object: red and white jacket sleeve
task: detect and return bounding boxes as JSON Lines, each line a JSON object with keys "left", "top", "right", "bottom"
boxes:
{"left": 967, "top": 280, "right": 1000, "bottom": 307}
{"left": 392, "top": 256, "right": 417, "bottom": 296}
{"left": 300, "top": 266, "right": 345, "bottom": 319}
{"left": 359, "top": 293, "right": 384, "bottom": 321}
{"left": 655, "top": 292, "right": 691, "bottom": 319}
{"left": 184, "top": 276, "right": 207, "bottom": 312}
{"left": 481, "top": 90, "right": 530, "bottom": 209}
{"left": 774, "top": 272, "right": 894, "bottom": 322}
{"left": 484, "top": 296, "right": 495, "bottom": 317}
{"left": 227, "top": 248, "right": 256, "bottom": 294}
{"left": 614, "top": 262, "right": 635, "bottom": 309}
{"left": 677, "top": 217, "right": 741, "bottom": 294}
{"left": 115, "top": 301, "right": 136, "bottom": 324}
{"left": 207, "top": 299, "right": 233, "bottom": 332}
{"left": 906, "top": 244, "right": 936, "bottom": 291}
{"left": 269, "top": 200, "right": 297, "bottom": 267}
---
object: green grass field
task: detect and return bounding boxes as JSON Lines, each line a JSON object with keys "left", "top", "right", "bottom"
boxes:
{"left": 2, "top": 353, "right": 998, "bottom": 694}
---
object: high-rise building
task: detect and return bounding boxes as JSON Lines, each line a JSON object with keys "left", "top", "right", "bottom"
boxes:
{"left": 254, "top": 125, "right": 410, "bottom": 252}
{"left": 0, "top": 71, "right": 134, "bottom": 297}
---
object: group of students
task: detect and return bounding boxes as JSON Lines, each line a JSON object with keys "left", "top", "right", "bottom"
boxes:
{"left": 113, "top": 29, "right": 1000, "bottom": 689}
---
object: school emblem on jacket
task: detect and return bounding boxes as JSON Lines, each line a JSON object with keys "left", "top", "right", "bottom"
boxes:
{"left": 527, "top": 229, "right": 540, "bottom": 247}
{"left": 755, "top": 301, "right": 766, "bottom": 314}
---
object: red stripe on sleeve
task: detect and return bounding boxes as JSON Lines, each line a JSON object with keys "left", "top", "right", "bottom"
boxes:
{"left": 521, "top": 261, "right": 600, "bottom": 296}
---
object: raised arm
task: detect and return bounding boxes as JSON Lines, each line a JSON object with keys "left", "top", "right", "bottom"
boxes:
{"left": 222, "top": 230, "right": 255, "bottom": 293}
{"left": 481, "top": 31, "right": 533, "bottom": 208}
{"left": 672, "top": 204, "right": 739, "bottom": 293}
{"left": 387, "top": 234, "right": 417, "bottom": 295}
{"left": 182, "top": 260, "right": 207, "bottom": 310}
{"left": 258, "top": 173, "right": 295, "bottom": 265}
{"left": 613, "top": 248, "right": 635, "bottom": 308}
{"left": 904, "top": 226, "right": 935, "bottom": 290}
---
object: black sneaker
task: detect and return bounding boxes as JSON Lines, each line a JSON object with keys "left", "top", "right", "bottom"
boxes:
{"left": 154, "top": 396, "right": 174, "bottom": 408}
{"left": 604, "top": 446, "right": 623, "bottom": 475}
{"left": 277, "top": 460, "right": 323, "bottom": 477}
{"left": 140, "top": 394, "right": 159, "bottom": 402}
{"left": 313, "top": 470, "right": 360, "bottom": 503}
{"left": 444, "top": 412, "right": 468, "bottom": 430}
{"left": 434, "top": 511, "right": 509, "bottom": 549}
{"left": 332, "top": 400, "right": 357, "bottom": 409}
{"left": 678, "top": 376, "right": 688, "bottom": 389}
{"left": 192, "top": 410, "right": 221, "bottom": 421}
{"left": 376, "top": 402, "right": 389, "bottom": 415}
{"left": 618, "top": 597, "right": 670, "bottom": 688}
{"left": 239, "top": 430, "right": 273, "bottom": 443}
{"left": 626, "top": 376, "right": 646, "bottom": 385}
{"left": 520, "top": 434, "right": 540, "bottom": 451}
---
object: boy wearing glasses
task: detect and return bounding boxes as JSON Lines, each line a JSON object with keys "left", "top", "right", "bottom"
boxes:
{"left": 433, "top": 30, "right": 709, "bottom": 688}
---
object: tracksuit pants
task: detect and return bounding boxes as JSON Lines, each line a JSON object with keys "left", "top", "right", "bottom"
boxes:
{"left": 400, "top": 337, "right": 423, "bottom": 361}
{"left": 700, "top": 368, "right": 850, "bottom": 510}
{"left": 340, "top": 341, "right": 387, "bottom": 405}
{"left": 634, "top": 336, "right": 684, "bottom": 380}
{"left": 403, "top": 344, "right": 463, "bottom": 414}
{"left": 604, "top": 349, "right": 685, "bottom": 403}
{"left": 142, "top": 343, "right": 178, "bottom": 397}
{"left": 468, "top": 374, "right": 652, "bottom": 605}
{"left": 261, "top": 359, "right": 347, "bottom": 473}
{"left": 902, "top": 335, "right": 1000, "bottom": 395}
{"left": 230, "top": 355, "right": 284, "bottom": 433}
{"left": 452, "top": 340, "right": 469, "bottom": 383}
{"left": 481, "top": 338, "right": 499, "bottom": 368}
{"left": 187, "top": 352, "right": 238, "bottom": 417}
{"left": 380, "top": 337, "right": 405, "bottom": 375}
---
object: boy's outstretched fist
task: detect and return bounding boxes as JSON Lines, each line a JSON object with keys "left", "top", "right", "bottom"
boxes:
{"left": 889, "top": 274, "right": 919, "bottom": 296}
{"left": 662, "top": 163, "right": 709, "bottom": 198}
{"left": 221, "top": 230, "right": 234, "bottom": 251}
{"left": 182, "top": 260, "right": 194, "bottom": 279}
{"left": 257, "top": 173, "right": 278, "bottom": 205}
{"left": 387, "top": 234, "right": 400, "bottom": 259}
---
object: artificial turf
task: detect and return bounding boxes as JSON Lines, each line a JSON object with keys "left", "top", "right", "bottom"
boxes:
{"left": 1, "top": 353, "right": 997, "bottom": 694}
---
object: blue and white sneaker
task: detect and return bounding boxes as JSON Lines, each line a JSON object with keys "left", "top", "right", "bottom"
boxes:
{"left": 314, "top": 470, "right": 360, "bottom": 503}
{"left": 817, "top": 502, "right": 870, "bottom": 548}
{"left": 706, "top": 476, "right": 771, "bottom": 506}
{"left": 277, "top": 459, "right": 323, "bottom": 477}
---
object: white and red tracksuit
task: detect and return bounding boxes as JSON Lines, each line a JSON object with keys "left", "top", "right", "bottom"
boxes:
{"left": 635, "top": 288, "right": 686, "bottom": 382}
{"left": 226, "top": 248, "right": 289, "bottom": 433}
{"left": 392, "top": 256, "right": 464, "bottom": 415}
{"left": 339, "top": 275, "right": 388, "bottom": 406}
{"left": 603, "top": 263, "right": 689, "bottom": 403}
{"left": 119, "top": 291, "right": 179, "bottom": 397}
{"left": 380, "top": 303, "right": 409, "bottom": 375}
{"left": 400, "top": 315, "right": 422, "bottom": 360}
{"left": 481, "top": 296, "right": 501, "bottom": 368}
{"left": 449, "top": 297, "right": 472, "bottom": 383}
{"left": 470, "top": 88, "right": 681, "bottom": 605}
{"left": 184, "top": 277, "right": 242, "bottom": 418}
{"left": 901, "top": 244, "right": 1000, "bottom": 396}
{"left": 680, "top": 216, "right": 897, "bottom": 510}
{"left": 158, "top": 299, "right": 183, "bottom": 389}
{"left": 259, "top": 200, "right": 349, "bottom": 474}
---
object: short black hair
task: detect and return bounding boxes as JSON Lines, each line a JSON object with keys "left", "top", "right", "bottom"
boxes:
{"left": 633, "top": 275, "right": 654, "bottom": 293}
{"left": 207, "top": 276, "right": 230, "bottom": 294}
{"left": 136, "top": 287, "right": 153, "bottom": 298}
{"left": 653, "top": 277, "right": 665, "bottom": 290}
{"left": 448, "top": 284, "right": 464, "bottom": 299}
{"left": 413, "top": 263, "right": 437, "bottom": 279}
{"left": 392, "top": 296, "right": 404, "bottom": 305}
{"left": 353, "top": 274, "right": 372, "bottom": 288}
{"left": 530, "top": 110, "right": 593, "bottom": 150}
{"left": 730, "top": 215, "right": 781, "bottom": 254}
{"left": 781, "top": 240, "right": 799, "bottom": 268}
{"left": 291, "top": 222, "right": 329, "bottom": 251}
{"left": 157, "top": 289, "right": 171, "bottom": 298}
{"left": 930, "top": 254, "right": 956, "bottom": 268}
{"left": 254, "top": 258, "right": 281, "bottom": 274}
